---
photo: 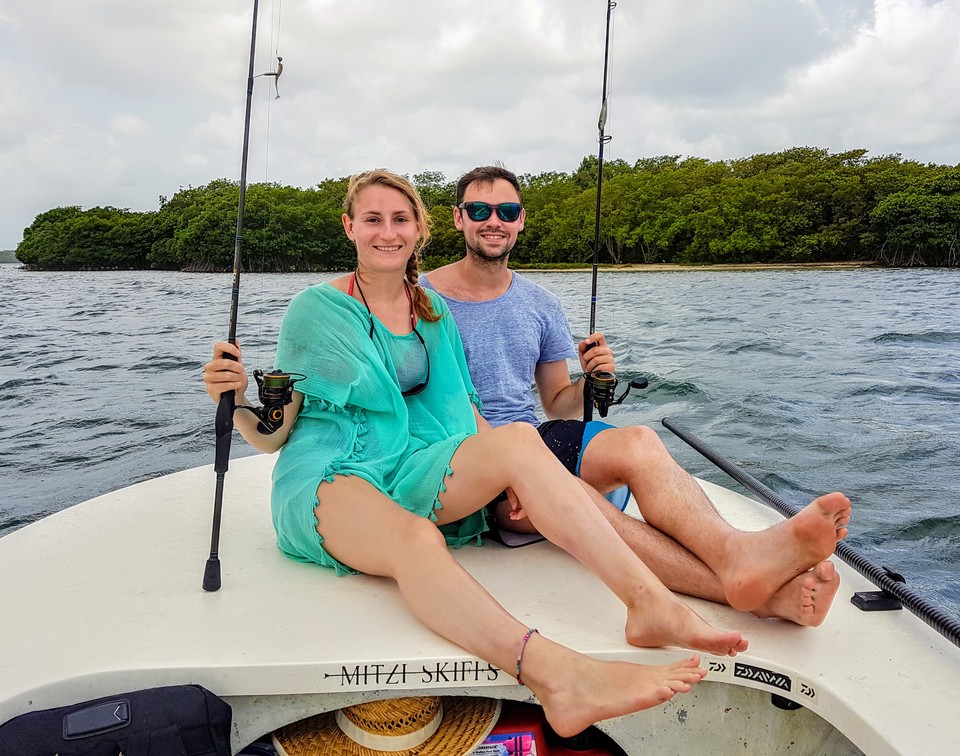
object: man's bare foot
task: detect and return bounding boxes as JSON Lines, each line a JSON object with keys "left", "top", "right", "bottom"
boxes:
{"left": 752, "top": 560, "right": 841, "bottom": 626}
{"left": 625, "top": 590, "right": 749, "bottom": 656}
{"left": 719, "top": 492, "right": 851, "bottom": 612}
{"left": 525, "top": 635, "right": 706, "bottom": 738}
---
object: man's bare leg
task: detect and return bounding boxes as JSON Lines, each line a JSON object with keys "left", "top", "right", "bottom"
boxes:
{"left": 491, "top": 481, "right": 725, "bottom": 600}
{"left": 579, "top": 425, "right": 851, "bottom": 612}
{"left": 494, "top": 476, "right": 843, "bottom": 623}
{"left": 752, "top": 561, "right": 841, "bottom": 627}
{"left": 594, "top": 488, "right": 843, "bottom": 623}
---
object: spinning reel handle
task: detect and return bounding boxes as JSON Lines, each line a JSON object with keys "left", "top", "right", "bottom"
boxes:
{"left": 237, "top": 369, "right": 304, "bottom": 434}
{"left": 583, "top": 371, "right": 649, "bottom": 420}
{"left": 584, "top": 370, "right": 619, "bottom": 418}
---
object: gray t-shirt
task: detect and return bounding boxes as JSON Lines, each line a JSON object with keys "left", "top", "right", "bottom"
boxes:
{"left": 422, "top": 272, "right": 575, "bottom": 427}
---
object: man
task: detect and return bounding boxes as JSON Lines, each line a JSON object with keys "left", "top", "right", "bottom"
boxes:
{"left": 422, "top": 165, "right": 851, "bottom": 626}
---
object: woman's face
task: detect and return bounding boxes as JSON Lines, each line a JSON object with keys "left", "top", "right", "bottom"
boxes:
{"left": 342, "top": 184, "right": 421, "bottom": 274}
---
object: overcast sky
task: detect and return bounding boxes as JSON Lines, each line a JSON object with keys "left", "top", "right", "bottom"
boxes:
{"left": 2, "top": 0, "right": 959, "bottom": 250}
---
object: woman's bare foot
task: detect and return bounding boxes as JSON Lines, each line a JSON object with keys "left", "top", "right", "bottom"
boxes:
{"left": 718, "top": 492, "right": 851, "bottom": 611}
{"left": 523, "top": 633, "right": 706, "bottom": 738}
{"left": 625, "top": 589, "right": 749, "bottom": 656}
{"left": 752, "top": 560, "right": 841, "bottom": 626}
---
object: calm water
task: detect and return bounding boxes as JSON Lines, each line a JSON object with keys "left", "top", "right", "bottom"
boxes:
{"left": 1, "top": 265, "right": 958, "bottom": 620}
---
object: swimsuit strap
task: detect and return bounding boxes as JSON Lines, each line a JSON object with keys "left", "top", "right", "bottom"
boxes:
{"left": 351, "top": 272, "right": 416, "bottom": 328}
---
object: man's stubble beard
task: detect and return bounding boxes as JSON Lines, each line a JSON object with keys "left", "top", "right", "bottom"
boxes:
{"left": 466, "top": 241, "right": 512, "bottom": 269}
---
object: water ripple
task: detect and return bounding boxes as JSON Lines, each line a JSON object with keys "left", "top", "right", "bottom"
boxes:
{"left": 871, "top": 330, "right": 960, "bottom": 345}
{"left": 1, "top": 266, "right": 958, "bottom": 622}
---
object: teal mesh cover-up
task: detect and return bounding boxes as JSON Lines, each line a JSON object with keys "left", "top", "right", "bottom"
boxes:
{"left": 271, "top": 283, "right": 488, "bottom": 574}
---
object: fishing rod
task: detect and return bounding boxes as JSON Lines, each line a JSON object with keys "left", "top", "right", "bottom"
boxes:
{"left": 583, "top": 0, "right": 643, "bottom": 421}
{"left": 661, "top": 416, "right": 960, "bottom": 650}
{"left": 588, "top": 0, "right": 615, "bottom": 339}
{"left": 203, "top": 0, "right": 301, "bottom": 592}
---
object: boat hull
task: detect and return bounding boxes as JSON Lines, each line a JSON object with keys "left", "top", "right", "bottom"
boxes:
{"left": 1, "top": 454, "right": 957, "bottom": 754}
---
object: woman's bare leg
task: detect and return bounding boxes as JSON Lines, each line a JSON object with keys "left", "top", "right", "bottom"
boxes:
{"left": 314, "top": 475, "right": 706, "bottom": 737}
{"left": 435, "top": 424, "right": 748, "bottom": 656}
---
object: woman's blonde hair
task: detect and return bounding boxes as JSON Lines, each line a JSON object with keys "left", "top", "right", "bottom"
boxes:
{"left": 343, "top": 169, "right": 439, "bottom": 322}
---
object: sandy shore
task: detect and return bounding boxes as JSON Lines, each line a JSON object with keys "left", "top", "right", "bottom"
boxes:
{"left": 515, "top": 261, "right": 877, "bottom": 272}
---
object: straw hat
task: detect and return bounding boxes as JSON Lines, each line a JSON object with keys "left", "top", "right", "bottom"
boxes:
{"left": 272, "top": 696, "right": 501, "bottom": 756}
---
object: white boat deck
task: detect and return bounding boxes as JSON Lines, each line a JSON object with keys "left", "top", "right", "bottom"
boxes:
{"left": 1, "top": 453, "right": 958, "bottom": 754}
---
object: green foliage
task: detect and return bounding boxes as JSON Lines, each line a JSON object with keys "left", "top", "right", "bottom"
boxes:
{"left": 423, "top": 203, "right": 462, "bottom": 264}
{"left": 869, "top": 167, "right": 960, "bottom": 266}
{"left": 413, "top": 171, "right": 456, "bottom": 209}
{"left": 14, "top": 149, "right": 960, "bottom": 270}
{"left": 16, "top": 206, "right": 159, "bottom": 269}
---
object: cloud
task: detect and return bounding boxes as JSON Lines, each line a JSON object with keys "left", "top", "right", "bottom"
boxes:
{"left": 1, "top": 0, "right": 957, "bottom": 250}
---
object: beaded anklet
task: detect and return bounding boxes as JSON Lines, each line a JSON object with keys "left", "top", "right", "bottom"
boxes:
{"left": 515, "top": 628, "right": 539, "bottom": 686}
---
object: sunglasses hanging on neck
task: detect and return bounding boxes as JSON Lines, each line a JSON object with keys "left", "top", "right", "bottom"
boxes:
{"left": 351, "top": 273, "right": 430, "bottom": 397}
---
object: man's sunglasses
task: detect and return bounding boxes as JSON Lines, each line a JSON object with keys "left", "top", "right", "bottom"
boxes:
{"left": 457, "top": 201, "right": 523, "bottom": 223}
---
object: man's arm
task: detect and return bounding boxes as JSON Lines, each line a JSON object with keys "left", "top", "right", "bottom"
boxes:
{"left": 535, "top": 332, "right": 616, "bottom": 420}
{"left": 535, "top": 359, "right": 585, "bottom": 420}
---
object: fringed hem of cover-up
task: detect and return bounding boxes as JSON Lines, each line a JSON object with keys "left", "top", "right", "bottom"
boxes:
{"left": 307, "top": 396, "right": 369, "bottom": 476}
{"left": 435, "top": 390, "right": 484, "bottom": 549}
{"left": 430, "top": 464, "right": 455, "bottom": 522}
{"left": 435, "top": 435, "right": 487, "bottom": 550}
{"left": 296, "top": 400, "right": 485, "bottom": 573}
{"left": 305, "top": 396, "right": 369, "bottom": 577}
{"left": 309, "top": 483, "right": 360, "bottom": 577}
{"left": 469, "top": 389, "right": 483, "bottom": 414}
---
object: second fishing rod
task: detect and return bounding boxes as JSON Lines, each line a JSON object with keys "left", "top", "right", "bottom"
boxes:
{"left": 583, "top": 0, "right": 645, "bottom": 422}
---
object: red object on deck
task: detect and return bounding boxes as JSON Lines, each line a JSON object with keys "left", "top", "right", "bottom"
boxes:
{"left": 481, "top": 700, "right": 625, "bottom": 755}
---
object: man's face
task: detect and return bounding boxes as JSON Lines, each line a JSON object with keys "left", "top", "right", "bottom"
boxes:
{"left": 454, "top": 179, "right": 525, "bottom": 263}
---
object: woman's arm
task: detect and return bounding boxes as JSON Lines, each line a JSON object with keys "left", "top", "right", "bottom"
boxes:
{"left": 203, "top": 341, "right": 300, "bottom": 454}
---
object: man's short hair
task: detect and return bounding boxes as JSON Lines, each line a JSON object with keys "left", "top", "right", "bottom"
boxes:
{"left": 456, "top": 165, "right": 523, "bottom": 204}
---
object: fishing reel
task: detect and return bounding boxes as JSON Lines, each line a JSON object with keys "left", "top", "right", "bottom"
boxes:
{"left": 583, "top": 371, "right": 649, "bottom": 419}
{"left": 237, "top": 369, "right": 305, "bottom": 434}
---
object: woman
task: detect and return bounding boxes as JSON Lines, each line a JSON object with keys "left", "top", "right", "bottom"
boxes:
{"left": 204, "top": 169, "right": 746, "bottom": 737}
